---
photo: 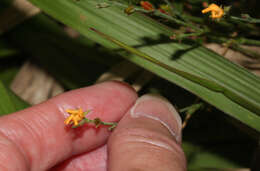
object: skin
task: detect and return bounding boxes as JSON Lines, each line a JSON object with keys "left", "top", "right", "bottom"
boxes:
{"left": 0, "top": 81, "right": 186, "bottom": 171}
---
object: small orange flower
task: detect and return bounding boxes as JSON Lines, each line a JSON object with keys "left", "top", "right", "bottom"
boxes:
{"left": 140, "top": 1, "right": 154, "bottom": 11}
{"left": 64, "top": 108, "right": 85, "bottom": 126}
{"left": 202, "top": 3, "right": 224, "bottom": 19}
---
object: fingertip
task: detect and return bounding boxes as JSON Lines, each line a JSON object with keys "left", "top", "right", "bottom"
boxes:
{"left": 108, "top": 94, "right": 186, "bottom": 171}
{"left": 129, "top": 94, "right": 183, "bottom": 143}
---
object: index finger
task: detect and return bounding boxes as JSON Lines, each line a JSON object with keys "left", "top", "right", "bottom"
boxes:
{"left": 0, "top": 81, "right": 137, "bottom": 171}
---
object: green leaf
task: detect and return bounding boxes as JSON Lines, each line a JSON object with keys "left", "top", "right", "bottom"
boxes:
{"left": 183, "top": 142, "right": 244, "bottom": 169}
{"left": 90, "top": 28, "right": 260, "bottom": 115}
{"left": 27, "top": 0, "right": 260, "bottom": 132}
{"left": 0, "top": 81, "right": 29, "bottom": 115}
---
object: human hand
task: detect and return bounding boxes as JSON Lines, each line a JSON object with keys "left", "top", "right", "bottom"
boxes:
{"left": 0, "top": 81, "right": 186, "bottom": 171}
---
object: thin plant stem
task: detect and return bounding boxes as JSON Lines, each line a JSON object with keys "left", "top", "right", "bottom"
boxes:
{"left": 180, "top": 102, "right": 205, "bottom": 129}
{"left": 109, "top": 1, "right": 203, "bottom": 32}
{"left": 70, "top": 110, "right": 118, "bottom": 130}
{"left": 152, "top": 10, "right": 203, "bottom": 32}
{"left": 163, "top": 0, "right": 187, "bottom": 22}
{"left": 236, "top": 38, "right": 260, "bottom": 46}
{"left": 208, "top": 36, "right": 260, "bottom": 59}
{"left": 84, "top": 118, "right": 118, "bottom": 130}
{"left": 230, "top": 15, "right": 260, "bottom": 24}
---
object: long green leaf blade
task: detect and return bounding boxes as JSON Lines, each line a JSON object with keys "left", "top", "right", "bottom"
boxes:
{"left": 28, "top": 0, "right": 260, "bottom": 131}
{"left": 91, "top": 27, "right": 260, "bottom": 116}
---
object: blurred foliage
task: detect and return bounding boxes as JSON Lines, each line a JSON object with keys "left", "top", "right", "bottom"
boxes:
{"left": 0, "top": 81, "right": 29, "bottom": 115}
{"left": 6, "top": 14, "right": 122, "bottom": 89}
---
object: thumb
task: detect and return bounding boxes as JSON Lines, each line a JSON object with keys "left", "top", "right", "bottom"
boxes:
{"left": 108, "top": 94, "right": 186, "bottom": 171}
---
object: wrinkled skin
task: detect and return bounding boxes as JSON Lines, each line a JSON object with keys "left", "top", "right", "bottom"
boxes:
{"left": 0, "top": 81, "right": 186, "bottom": 171}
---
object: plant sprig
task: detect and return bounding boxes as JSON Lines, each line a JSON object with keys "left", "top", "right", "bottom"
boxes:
{"left": 65, "top": 109, "right": 118, "bottom": 131}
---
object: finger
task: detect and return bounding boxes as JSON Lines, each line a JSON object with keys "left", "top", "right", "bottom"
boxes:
{"left": 108, "top": 94, "right": 186, "bottom": 171}
{"left": 50, "top": 145, "right": 107, "bottom": 171}
{"left": 0, "top": 81, "right": 137, "bottom": 171}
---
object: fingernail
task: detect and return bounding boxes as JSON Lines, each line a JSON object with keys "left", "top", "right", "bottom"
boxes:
{"left": 130, "top": 94, "right": 182, "bottom": 143}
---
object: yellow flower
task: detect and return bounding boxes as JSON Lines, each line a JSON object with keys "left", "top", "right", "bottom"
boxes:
{"left": 202, "top": 3, "right": 224, "bottom": 19}
{"left": 64, "top": 108, "right": 85, "bottom": 126}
